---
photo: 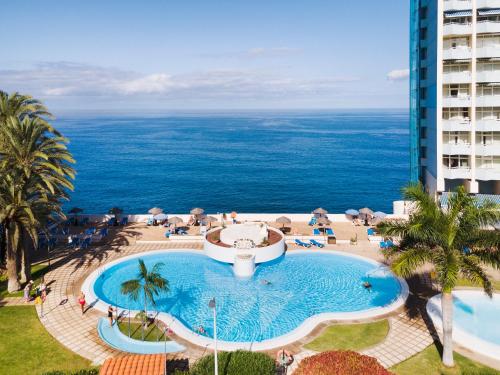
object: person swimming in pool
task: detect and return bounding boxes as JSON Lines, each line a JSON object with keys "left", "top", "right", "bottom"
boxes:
{"left": 261, "top": 279, "right": 271, "bottom": 285}
{"left": 363, "top": 281, "right": 372, "bottom": 289}
{"left": 196, "top": 325, "right": 206, "bottom": 335}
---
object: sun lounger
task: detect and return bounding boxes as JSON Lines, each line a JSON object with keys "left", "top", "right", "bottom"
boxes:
{"left": 313, "top": 228, "right": 321, "bottom": 235}
{"left": 107, "top": 218, "right": 116, "bottom": 226}
{"left": 147, "top": 218, "right": 154, "bottom": 226}
{"left": 325, "top": 228, "right": 334, "bottom": 236}
{"left": 119, "top": 217, "right": 128, "bottom": 226}
{"left": 367, "top": 228, "right": 376, "bottom": 236}
{"left": 309, "top": 239, "right": 324, "bottom": 248}
{"left": 295, "top": 239, "right": 311, "bottom": 248}
{"left": 308, "top": 217, "right": 317, "bottom": 226}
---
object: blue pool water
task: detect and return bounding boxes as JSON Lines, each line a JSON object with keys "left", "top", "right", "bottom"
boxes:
{"left": 55, "top": 110, "right": 409, "bottom": 214}
{"left": 94, "top": 251, "right": 402, "bottom": 342}
{"left": 454, "top": 293, "right": 500, "bottom": 345}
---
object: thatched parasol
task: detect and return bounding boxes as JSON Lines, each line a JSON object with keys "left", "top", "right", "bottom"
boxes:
{"left": 316, "top": 216, "right": 331, "bottom": 226}
{"left": 168, "top": 216, "right": 183, "bottom": 228}
{"left": 148, "top": 207, "right": 163, "bottom": 216}
{"left": 276, "top": 216, "right": 291, "bottom": 228}
{"left": 312, "top": 207, "right": 328, "bottom": 215}
{"left": 190, "top": 207, "right": 205, "bottom": 216}
{"left": 359, "top": 207, "right": 374, "bottom": 220}
{"left": 204, "top": 216, "right": 218, "bottom": 228}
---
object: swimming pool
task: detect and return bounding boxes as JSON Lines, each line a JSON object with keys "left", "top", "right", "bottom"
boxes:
{"left": 427, "top": 290, "right": 500, "bottom": 360}
{"left": 84, "top": 250, "right": 407, "bottom": 350}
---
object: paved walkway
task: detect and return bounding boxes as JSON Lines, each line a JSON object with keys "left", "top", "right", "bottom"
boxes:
{"left": 4, "top": 239, "right": 438, "bottom": 370}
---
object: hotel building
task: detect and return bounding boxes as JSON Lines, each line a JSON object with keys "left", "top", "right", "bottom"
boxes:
{"left": 410, "top": 0, "right": 500, "bottom": 197}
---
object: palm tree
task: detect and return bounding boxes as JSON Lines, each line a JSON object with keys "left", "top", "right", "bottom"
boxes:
{"left": 0, "top": 115, "right": 74, "bottom": 288}
{"left": 378, "top": 184, "right": 500, "bottom": 367}
{"left": 121, "top": 259, "right": 169, "bottom": 339}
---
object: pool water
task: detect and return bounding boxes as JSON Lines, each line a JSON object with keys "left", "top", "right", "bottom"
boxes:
{"left": 454, "top": 293, "right": 500, "bottom": 345}
{"left": 94, "top": 251, "right": 402, "bottom": 343}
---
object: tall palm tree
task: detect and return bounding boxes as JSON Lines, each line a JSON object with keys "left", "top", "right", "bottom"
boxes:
{"left": 121, "top": 259, "right": 169, "bottom": 338}
{"left": 0, "top": 115, "right": 74, "bottom": 287}
{"left": 378, "top": 184, "right": 500, "bottom": 367}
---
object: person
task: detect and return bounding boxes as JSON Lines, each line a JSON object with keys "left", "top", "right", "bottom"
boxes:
{"left": 261, "top": 279, "right": 271, "bottom": 286}
{"left": 196, "top": 325, "right": 206, "bottom": 335}
{"left": 23, "top": 281, "right": 34, "bottom": 302}
{"left": 38, "top": 277, "right": 47, "bottom": 302}
{"left": 107, "top": 305, "right": 115, "bottom": 326}
{"left": 363, "top": 281, "right": 372, "bottom": 290}
{"left": 78, "top": 291, "right": 86, "bottom": 314}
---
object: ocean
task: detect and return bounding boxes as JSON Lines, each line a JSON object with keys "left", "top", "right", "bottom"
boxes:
{"left": 55, "top": 110, "right": 409, "bottom": 214}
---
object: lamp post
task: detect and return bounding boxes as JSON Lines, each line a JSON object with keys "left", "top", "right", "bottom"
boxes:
{"left": 208, "top": 297, "right": 218, "bottom": 375}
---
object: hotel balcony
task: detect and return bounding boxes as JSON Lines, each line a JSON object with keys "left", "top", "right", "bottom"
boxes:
{"left": 476, "top": 95, "right": 500, "bottom": 107}
{"left": 442, "top": 119, "right": 471, "bottom": 131}
{"left": 475, "top": 144, "right": 500, "bottom": 156}
{"left": 475, "top": 167, "right": 500, "bottom": 180}
{"left": 443, "top": 96, "right": 471, "bottom": 107}
{"left": 443, "top": 71, "right": 471, "bottom": 84}
{"left": 443, "top": 23, "right": 472, "bottom": 36}
{"left": 442, "top": 167, "right": 471, "bottom": 179}
{"left": 477, "top": 0, "right": 500, "bottom": 8}
{"left": 444, "top": 0, "right": 472, "bottom": 11}
{"left": 476, "top": 46, "right": 500, "bottom": 58}
{"left": 476, "top": 119, "right": 500, "bottom": 131}
{"left": 477, "top": 21, "right": 500, "bottom": 34}
{"left": 442, "top": 143, "right": 472, "bottom": 155}
{"left": 476, "top": 70, "right": 500, "bottom": 82}
{"left": 442, "top": 47, "right": 472, "bottom": 60}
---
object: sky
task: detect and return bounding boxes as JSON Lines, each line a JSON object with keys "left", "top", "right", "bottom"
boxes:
{"left": 1, "top": 1, "right": 410, "bottom": 112}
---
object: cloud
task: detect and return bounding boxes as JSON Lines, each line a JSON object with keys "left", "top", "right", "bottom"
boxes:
{"left": 387, "top": 69, "right": 409, "bottom": 81}
{"left": 0, "top": 61, "right": 358, "bottom": 101}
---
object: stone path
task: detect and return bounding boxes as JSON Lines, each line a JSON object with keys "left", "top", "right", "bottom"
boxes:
{"left": 2, "top": 239, "right": 438, "bottom": 371}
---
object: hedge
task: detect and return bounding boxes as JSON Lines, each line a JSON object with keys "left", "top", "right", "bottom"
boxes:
{"left": 41, "top": 369, "right": 99, "bottom": 375}
{"left": 294, "top": 350, "right": 392, "bottom": 375}
{"left": 190, "top": 350, "right": 276, "bottom": 375}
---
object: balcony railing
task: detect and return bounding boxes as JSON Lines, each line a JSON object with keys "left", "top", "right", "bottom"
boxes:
{"left": 443, "top": 47, "right": 472, "bottom": 60}
{"left": 475, "top": 144, "right": 500, "bottom": 156}
{"left": 443, "top": 71, "right": 471, "bottom": 84}
{"left": 475, "top": 167, "right": 500, "bottom": 180}
{"left": 444, "top": 0, "right": 472, "bottom": 11}
{"left": 477, "top": 20, "right": 500, "bottom": 34}
{"left": 476, "top": 45, "right": 500, "bottom": 58}
{"left": 443, "top": 95, "right": 471, "bottom": 107}
{"left": 443, "top": 22, "right": 472, "bottom": 36}
{"left": 442, "top": 143, "right": 472, "bottom": 155}
{"left": 442, "top": 167, "right": 471, "bottom": 179}
{"left": 477, "top": 0, "right": 500, "bottom": 8}
{"left": 476, "top": 70, "right": 500, "bottom": 82}
{"left": 476, "top": 95, "right": 500, "bottom": 107}
{"left": 476, "top": 119, "right": 500, "bottom": 131}
{"left": 442, "top": 119, "right": 471, "bottom": 131}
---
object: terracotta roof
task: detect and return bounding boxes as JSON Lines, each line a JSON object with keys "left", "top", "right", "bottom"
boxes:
{"left": 100, "top": 354, "right": 165, "bottom": 375}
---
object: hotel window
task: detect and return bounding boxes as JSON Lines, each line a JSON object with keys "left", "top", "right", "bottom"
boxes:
{"left": 420, "top": 107, "right": 427, "bottom": 119}
{"left": 420, "top": 27, "right": 427, "bottom": 40}
{"left": 477, "top": 84, "right": 500, "bottom": 97}
{"left": 420, "top": 127, "right": 427, "bottom": 138}
{"left": 444, "top": 37, "right": 469, "bottom": 49}
{"left": 477, "top": 156, "right": 500, "bottom": 169}
{"left": 444, "top": 16, "right": 471, "bottom": 26}
{"left": 443, "top": 107, "right": 470, "bottom": 120}
{"left": 443, "top": 131, "right": 470, "bottom": 145}
{"left": 477, "top": 61, "right": 500, "bottom": 72}
{"left": 477, "top": 131, "right": 500, "bottom": 145}
{"left": 443, "top": 155, "right": 470, "bottom": 169}
{"left": 444, "top": 84, "right": 469, "bottom": 98}
{"left": 443, "top": 63, "right": 469, "bottom": 74}
{"left": 476, "top": 107, "right": 500, "bottom": 120}
{"left": 420, "top": 87, "right": 427, "bottom": 100}
{"left": 477, "top": 34, "right": 500, "bottom": 49}
{"left": 420, "top": 67, "right": 427, "bottom": 80}
{"left": 420, "top": 48, "right": 427, "bottom": 60}
{"left": 420, "top": 6, "right": 428, "bottom": 20}
{"left": 420, "top": 146, "right": 427, "bottom": 159}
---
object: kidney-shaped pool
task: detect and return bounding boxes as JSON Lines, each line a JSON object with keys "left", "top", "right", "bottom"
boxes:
{"left": 87, "top": 250, "right": 407, "bottom": 348}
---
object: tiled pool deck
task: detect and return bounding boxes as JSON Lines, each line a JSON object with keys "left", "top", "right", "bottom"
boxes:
{"left": 4, "top": 235, "right": 455, "bottom": 371}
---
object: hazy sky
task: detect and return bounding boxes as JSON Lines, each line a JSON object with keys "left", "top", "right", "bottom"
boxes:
{"left": 1, "top": 1, "right": 410, "bottom": 111}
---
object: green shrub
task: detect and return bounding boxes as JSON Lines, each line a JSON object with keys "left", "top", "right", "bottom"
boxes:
{"left": 294, "top": 350, "right": 391, "bottom": 375}
{"left": 41, "top": 369, "right": 99, "bottom": 375}
{"left": 190, "top": 350, "right": 275, "bottom": 375}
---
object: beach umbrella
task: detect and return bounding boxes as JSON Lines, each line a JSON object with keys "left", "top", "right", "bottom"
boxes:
{"left": 204, "top": 216, "right": 217, "bottom": 228}
{"left": 373, "top": 211, "right": 387, "bottom": 219}
{"left": 312, "top": 207, "right": 328, "bottom": 215}
{"left": 316, "top": 216, "right": 331, "bottom": 226}
{"left": 68, "top": 207, "right": 83, "bottom": 225}
{"left": 276, "top": 216, "right": 291, "bottom": 228}
{"left": 148, "top": 207, "right": 163, "bottom": 216}
{"left": 190, "top": 207, "right": 205, "bottom": 216}
{"left": 359, "top": 207, "right": 373, "bottom": 219}
{"left": 154, "top": 213, "right": 168, "bottom": 221}
{"left": 345, "top": 209, "right": 359, "bottom": 216}
{"left": 168, "top": 216, "right": 183, "bottom": 228}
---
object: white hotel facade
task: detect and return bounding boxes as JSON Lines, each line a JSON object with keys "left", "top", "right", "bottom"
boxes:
{"left": 410, "top": 0, "right": 500, "bottom": 197}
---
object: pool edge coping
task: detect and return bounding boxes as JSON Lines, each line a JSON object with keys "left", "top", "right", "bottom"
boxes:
{"left": 81, "top": 248, "right": 409, "bottom": 352}
{"left": 426, "top": 290, "right": 500, "bottom": 362}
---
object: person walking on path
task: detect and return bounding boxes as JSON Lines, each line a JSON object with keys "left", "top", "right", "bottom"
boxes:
{"left": 78, "top": 291, "right": 86, "bottom": 314}
{"left": 107, "top": 305, "right": 115, "bottom": 327}
{"left": 23, "top": 281, "right": 34, "bottom": 302}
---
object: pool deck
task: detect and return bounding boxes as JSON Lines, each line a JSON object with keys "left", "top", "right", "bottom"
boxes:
{"left": 6, "top": 225, "right": 499, "bottom": 372}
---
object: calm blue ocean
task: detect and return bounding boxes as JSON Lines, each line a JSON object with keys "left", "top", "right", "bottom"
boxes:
{"left": 55, "top": 110, "right": 409, "bottom": 214}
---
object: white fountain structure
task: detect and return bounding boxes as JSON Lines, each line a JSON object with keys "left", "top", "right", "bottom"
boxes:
{"left": 204, "top": 222, "right": 285, "bottom": 277}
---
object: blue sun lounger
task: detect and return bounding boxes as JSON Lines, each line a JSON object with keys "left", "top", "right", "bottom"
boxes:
{"left": 308, "top": 217, "right": 317, "bottom": 226}
{"left": 295, "top": 239, "right": 311, "bottom": 248}
{"left": 367, "top": 228, "right": 376, "bottom": 236}
{"left": 313, "top": 228, "right": 321, "bottom": 235}
{"left": 325, "top": 228, "right": 334, "bottom": 236}
{"left": 309, "top": 239, "right": 324, "bottom": 248}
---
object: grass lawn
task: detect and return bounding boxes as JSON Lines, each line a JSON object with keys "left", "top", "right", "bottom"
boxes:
{"left": 456, "top": 278, "right": 500, "bottom": 291}
{"left": 0, "top": 306, "right": 93, "bottom": 375}
{"left": 391, "top": 344, "right": 500, "bottom": 375}
{"left": 0, "top": 263, "right": 49, "bottom": 298}
{"left": 304, "top": 320, "right": 389, "bottom": 352}
{"left": 117, "top": 320, "right": 170, "bottom": 342}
